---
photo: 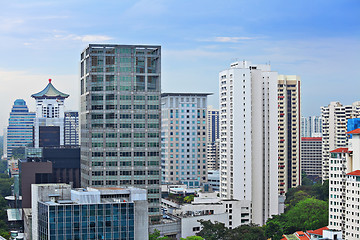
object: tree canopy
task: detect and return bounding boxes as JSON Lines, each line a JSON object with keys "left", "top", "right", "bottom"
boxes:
{"left": 180, "top": 236, "right": 204, "bottom": 240}
{"left": 264, "top": 179, "right": 329, "bottom": 240}
{"left": 149, "top": 229, "right": 171, "bottom": 240}
{"left": 196, "top": 220, "right": 266, "bottom": 240}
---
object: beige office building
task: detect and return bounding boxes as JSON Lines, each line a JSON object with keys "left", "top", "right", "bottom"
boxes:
{"left": 278, "top": 75, "right": 301, "bottom": 195}
{"left": 161, "top": 93, "right": 211, "bottom": 188}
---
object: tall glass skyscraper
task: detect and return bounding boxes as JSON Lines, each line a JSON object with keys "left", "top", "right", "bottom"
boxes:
{"left": 80, "top": 44, "right": 161, "bottom": 223}
{"left": 6, "top": 99, "right": 35, "bottom": 159}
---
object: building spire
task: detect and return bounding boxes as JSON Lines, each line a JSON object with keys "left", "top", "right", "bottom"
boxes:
{"left": 31, "top": 79, "right": 69, "bottom": 99}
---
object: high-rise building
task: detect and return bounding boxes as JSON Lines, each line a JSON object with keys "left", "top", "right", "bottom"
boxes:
{"left": 301, "top": 116, "right": 322, "bottom": 137}
{"left": 80, "top": 44, "right": 162, "bottom": 223}
{"left": 301, "top": 137, "right": 322, "bottom": 180}
{"left": 30, "top": 184, "right": 148, "bottom": 240}
{"left": 161, "top": 93, "right": 210, "bottom": 187}
{"left": 278, "top": 75, "right": 301, "bottom": 195}
{"left": 6, "top": 99, "right": 35, "bottom": 159}
{"left": 219, "top": 61, "right": 278, "bottom": 225}
{"left": 328, "top": 128, "right": 360, "bottom": 238}
{"left": 31, "top": 79, "right": 69, "bottom": 148}
{"left": 321, "top": 101, "right": 360, "bottom": 180}
{"left": 207, "top": 106, "right": 220, "bottom": 170}
{"left": 64, "top": 111, "right": 79, "bottom": 146}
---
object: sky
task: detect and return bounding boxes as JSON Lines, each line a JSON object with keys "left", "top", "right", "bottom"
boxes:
{"left": 1, "top": 0, "right": 360, "bottom": 131}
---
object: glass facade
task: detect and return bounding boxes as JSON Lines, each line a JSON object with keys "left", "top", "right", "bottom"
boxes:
{"left": 6, "top": 99, "right": 35, "bottom": 158}
{"left": 80, "top": 45, "right": 161, "bottom": 223}
{"left": 38, "top": 202, "right": 134, "bottom": 240}
{"left": 347, "top": 118, "right": 360, "bottom": 139}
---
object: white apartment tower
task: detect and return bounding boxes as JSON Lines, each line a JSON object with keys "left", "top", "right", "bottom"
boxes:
{"left": 219, "top": 61, "right": 278, "bottom": 225}
{"left": 321, "top": 101, "right": 360, "bottom": 180}
{"left": 161, "top": 93, "right": 210, "bottom": 187}
{"left": 328, "top": 128, "right": 360, "bottom": 239}
{"left": 278, "top": 75, "right": 301, "bottom": 195}
{"left": 207, "top": 106, "right": 220, "bottom": 170}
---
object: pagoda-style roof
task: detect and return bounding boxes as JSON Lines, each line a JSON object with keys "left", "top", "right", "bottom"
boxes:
{"left": 31, "top": 79, "right": 69, "bottom": 99}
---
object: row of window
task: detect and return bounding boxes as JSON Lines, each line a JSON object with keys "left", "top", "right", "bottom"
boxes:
{"left": 92, "top": 170, "right": 159, "bottom": 176}
{"left": 92, "top": 152, "right": 159, "bottom": 157}
{"left": 91, "top": 133, "right": 159, "bottom": 138}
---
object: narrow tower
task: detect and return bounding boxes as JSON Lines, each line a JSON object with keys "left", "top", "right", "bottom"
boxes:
{"left": 31, "top": 79, "right": 69, "bottom": 148}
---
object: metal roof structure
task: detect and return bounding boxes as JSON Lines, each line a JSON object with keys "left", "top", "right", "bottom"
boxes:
{"left": 31, "top": 79, "right": 69, "bottom": 99}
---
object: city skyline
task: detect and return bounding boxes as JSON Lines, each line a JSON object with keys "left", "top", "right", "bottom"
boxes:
{"left": 1, "top": 0, "right": 360, "bottom": 131}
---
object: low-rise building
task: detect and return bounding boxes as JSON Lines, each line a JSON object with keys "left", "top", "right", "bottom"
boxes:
{"left": 30, "top": 184, "right": 148, "bottom": 240}
{"left": 162, "top": 192, "right": 251, "bottom": 238}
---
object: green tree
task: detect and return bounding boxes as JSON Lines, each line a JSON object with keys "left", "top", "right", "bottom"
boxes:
{"left": 149, "top": 229, "right": 170, "bottom": 240}
{"left": 0, "top": 161, "right": 7, "bottom": 174}
{"left": 284, "top": 198, "right": 328, "bottom": 233}
{"left": 264, "top": 215, "right": 285, "bottom": 240}
{"left": 184, "top": 194, "right": 194, "bottom": 203}
{"left": 180, "top": 236, "right": 204, "bottom": 240}
{"left": 310, "top": 180, "right": 329, "bottom": 201}
{"left": 197, "top": 220, "right": 228, "bottom": 240}
{"left": 286, "top": 190, "right": 310, "bottom": 209}
{"left": 301, "top": 172, "right": 314, "bottom": 186}
{"left": 197, "top": 220, "right": 266, "bottom": 240}
{"left": 226, "top": 224, "right": 266, "bottom": 240}
{"left": 0, "top": 176, "right": 13, "bottom": 196}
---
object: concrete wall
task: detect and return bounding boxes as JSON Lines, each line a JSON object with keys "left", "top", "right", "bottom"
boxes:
{"left": 134, "top": 200, "right": 149, "bottom": 240}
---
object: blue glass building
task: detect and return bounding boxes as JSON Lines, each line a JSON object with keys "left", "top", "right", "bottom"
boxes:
{"left": 38, "top": 201, "right": 134, "bottom": 240}
{"left": 347, "top": 118, "right": 360, "bottom": 139}
{"left": 31, "top": 184, "right": 148, "bottom": 240}
{"left": 6, "top": 99, "right": 35, "bottom": 158}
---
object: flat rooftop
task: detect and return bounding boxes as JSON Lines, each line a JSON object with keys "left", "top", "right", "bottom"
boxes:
{"left": 161, "top": 93, "right": 213, "bottom": 97}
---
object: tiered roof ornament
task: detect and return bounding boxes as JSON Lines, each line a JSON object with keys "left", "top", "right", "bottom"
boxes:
{"left": 31, "top": 79, "right": 69, "bottom": 99}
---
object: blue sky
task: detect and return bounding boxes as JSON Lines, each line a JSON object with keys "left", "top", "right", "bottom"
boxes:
{"left": 1, "top": 0, "right": 360, "bottom": 130}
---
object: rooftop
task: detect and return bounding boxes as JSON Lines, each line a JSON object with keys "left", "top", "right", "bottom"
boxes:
{"left": 346, "top": 128, "right": 360, "bottom": 134}
{"left": 330, "top": 148, "right": 349, "bottom": 153}
{"left": 301, "top": 137, "right": 322, "bottom": 141}
{"left": 307, "top": 226, "right": 329, "bottom": 236}
{"left": 31, "top": 79, "right": 69, "bottom": 99}
{"left": 161, "top": 93, "right": 213, "bottom": 97}
{"left": 347, "top": 170, "right": 360, "bottom": 176}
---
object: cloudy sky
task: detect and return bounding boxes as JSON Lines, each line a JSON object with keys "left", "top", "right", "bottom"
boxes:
{"left": 1, "top": 0, "right": 360, "bottom": 131}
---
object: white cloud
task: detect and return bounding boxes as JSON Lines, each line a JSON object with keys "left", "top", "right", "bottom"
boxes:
{"left": 53, "top": 33, "right": 113, "bottom": 42}
{"left": 198, "top": 36, "right": 258, "bottom": 43}
{"left": 74, "top": 35, "right": 113, "bottom": 42}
